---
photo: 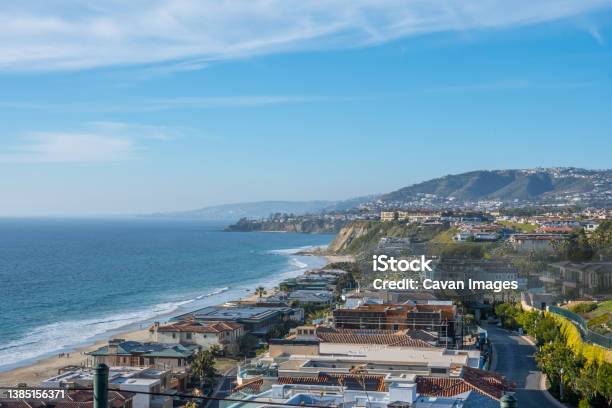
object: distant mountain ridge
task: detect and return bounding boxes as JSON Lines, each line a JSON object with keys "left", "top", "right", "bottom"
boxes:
{"left": 152, "top": 196, "right": 376, "bottom": 220}
{"left": 380, "top": 168, "right": 611, "bottom": 205}
{"left": 152, "top": 168, "right": 610, "bottom": 221}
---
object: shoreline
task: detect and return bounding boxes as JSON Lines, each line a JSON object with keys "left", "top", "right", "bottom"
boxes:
{"left": 0, "top": 247, "right": 331, "bottom": 386}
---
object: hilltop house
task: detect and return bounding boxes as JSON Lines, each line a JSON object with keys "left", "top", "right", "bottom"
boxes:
{"left": 509, "top": 233, "right": 568, "bottom": 252}
{"left": 540, "top": 261, "right": 612, "bottom": 297}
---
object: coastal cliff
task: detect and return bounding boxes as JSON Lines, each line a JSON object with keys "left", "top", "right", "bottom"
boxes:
{"left": 327, "top": 220, "right": 446, "bottom": 254}
{"left": 224, "top": 217, "right": 346, "bottom": 233}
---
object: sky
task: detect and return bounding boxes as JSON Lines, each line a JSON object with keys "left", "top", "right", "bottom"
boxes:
{"left": 1, "top": 1, "right": 612, "bottom": 216}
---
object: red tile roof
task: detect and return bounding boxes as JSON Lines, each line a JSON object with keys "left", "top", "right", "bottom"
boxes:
{"left": 233, "top": 378, "right": 263, "bottom": 393}
{"left": 416, "top": 367, "right": 514, "bottom": 400}
{"left": 279, "top": 373, "right": 386, "bottom": 392}
{"left": 150, "top": 321, "right": 243, "bottom": 333}
{"left": 315, "top": 328, "right": 433, "bottom": 348}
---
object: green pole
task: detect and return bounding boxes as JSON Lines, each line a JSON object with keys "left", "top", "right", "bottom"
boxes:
{"left": 93, "top": 363, "right": 109, "bottom": 408}
{"left": 500, "top": 393, "right": 518, "bottom": 408}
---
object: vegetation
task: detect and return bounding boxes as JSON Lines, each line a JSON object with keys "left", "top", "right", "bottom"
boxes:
{"left": 497, "top": 220, "right": 538, "bottom": 233}
{"left": 332, "top": 220, "right": 444, "bottom": 255}
{"left": 325, "top": 261, "right": 363, "bottom": 281}
{"left": 255, "top": 286, "right": 267, "bottom": 299}
{"left": 190, "top": 350, "right": 218, "bottom": 391}
{"left": 554, "top": 221, "right": 612, "bottom": 261}
{"left": 494, "top": 302, "right": 612, "bottom": 406}
{"left": 208, "top": 344, "right": 222, "bottom": 357}
{"left": 569, "top": 302, "right": 598, "bottom": 314}
{"left": 238, "top": 333, "right": 259, "bottom": 355}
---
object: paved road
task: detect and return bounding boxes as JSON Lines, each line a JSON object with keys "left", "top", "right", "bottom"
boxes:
{"left": 207, "top": 368, "right": 237, "bottom": 408}
{"left": 487, "top": 324, "right": 562, "bottom": 408}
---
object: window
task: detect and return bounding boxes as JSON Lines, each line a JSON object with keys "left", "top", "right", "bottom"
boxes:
{"left": 186, "top": 333, "right": 192, "bottom": 340}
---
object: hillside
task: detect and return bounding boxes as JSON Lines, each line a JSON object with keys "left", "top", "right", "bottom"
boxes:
{"left": 224, "top": 217, "right": 345, "bottom": 233}
{"left": 328, "top": 220, "right": 445, "bottom": 254}
{"left": 380, "top": 168, "right": 611, "bottom": 205}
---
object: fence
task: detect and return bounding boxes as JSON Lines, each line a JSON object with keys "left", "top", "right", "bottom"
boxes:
{"left": 547, "top": 305, "right": 612, "bottom": 349}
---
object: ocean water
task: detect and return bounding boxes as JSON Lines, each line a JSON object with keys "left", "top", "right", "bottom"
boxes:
{"left": 0, "top": 218, "right": 333, "bottom": 371}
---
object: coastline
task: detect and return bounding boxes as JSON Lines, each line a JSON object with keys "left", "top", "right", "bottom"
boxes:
{"left": 0, "top": 245, "right": 330, "bottom": 387}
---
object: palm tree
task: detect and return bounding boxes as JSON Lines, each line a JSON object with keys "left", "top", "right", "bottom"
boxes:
{"left": 190, "top": 350, "right": 217, "bottom": 392}
{"left": 209, "top": 344, "right": 222, "bottom": 357}
{"left": 255, "top": 286, "right": 267, "bottom": 299}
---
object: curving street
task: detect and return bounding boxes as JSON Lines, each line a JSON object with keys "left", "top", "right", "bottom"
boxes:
{"left": 487, "top": 324, "right": 563, "bottom": 408}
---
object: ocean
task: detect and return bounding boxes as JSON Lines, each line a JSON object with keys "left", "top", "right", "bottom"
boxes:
{"left": 0, "top": 218, "right": 333, "bottom": 371}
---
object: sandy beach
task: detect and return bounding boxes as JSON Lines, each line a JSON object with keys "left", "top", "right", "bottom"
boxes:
{"left": 0, "top": 251, "right": 346, "bottom": 387}
{"left": 0, "top": 329, "right": 150, "bottom": 387}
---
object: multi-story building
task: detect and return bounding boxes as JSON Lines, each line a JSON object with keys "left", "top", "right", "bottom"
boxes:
{"left": 333, "top": 303, "right": 456, "bottom": 340}
{"left": 541, "top": 261, "right": 612, "bottom": 297}
{"left": 149, "top": 320, "right": 243, "bottom": 355}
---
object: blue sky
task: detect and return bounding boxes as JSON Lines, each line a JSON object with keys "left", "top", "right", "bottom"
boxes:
{"left": 1, "top": 1, "right": 611, "bottom": 215}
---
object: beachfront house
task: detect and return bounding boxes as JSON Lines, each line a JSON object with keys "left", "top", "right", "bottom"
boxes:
{"left": 87, "top": 339, "right": 197, "bottom": 370}
{"left": 149, "top": 320, "right": 244, "bottom": 355}
{"left": 171, "top": 304, "right": 303, "bottom": 337}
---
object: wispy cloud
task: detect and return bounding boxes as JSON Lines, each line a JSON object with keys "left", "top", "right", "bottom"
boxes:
{"left": 0, "top": 122, "right": 175, "bottom": 163}
{"left": 0, "top": 1, "right": 610, "bottom": 71}
{"left": 0, "top": 133, "right": 135, "bottom": 163}
{"left": 0, "top": 95, "right": 346, "bottom": 113}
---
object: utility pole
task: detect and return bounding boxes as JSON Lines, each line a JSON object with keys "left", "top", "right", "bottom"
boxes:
{"left": 93, "top": 363, "right": 109, "bottom": 408}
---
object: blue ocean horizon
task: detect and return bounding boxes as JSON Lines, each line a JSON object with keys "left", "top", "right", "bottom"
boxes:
{"left": 0, "top": 218, "right": 332, "bottom": 371}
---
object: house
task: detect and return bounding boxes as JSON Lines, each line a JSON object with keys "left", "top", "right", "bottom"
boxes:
{"left": 87, "top": 339, "right": 197, "bottom": 369}
{"left": 269, "top": 289, "right": 336, "bottom": 305}
{"left": 0, "top": 390, "right": 134, "bottom": 408}
{"left": 228, "top": 367, "right": 511, "bottom": 407}
{"left": 171, "top": 304, "right": 303, "bottom": 336}
{"left": 509, "top": 233, "right": 568, "bottom": 252}
{"left": 381, "top": 211, "right": 397, "bottom": 221}
{"left": 333, "top": 303, "right": 456, "bottom": 339}
{"left": 149, "top": 320, "right": 243, "bottom": 355}
{"left": 431, "top": 259, "right": 520, "bottom": 288}
{"left": 543, "top": 261, "right": 612, "bottom": 297}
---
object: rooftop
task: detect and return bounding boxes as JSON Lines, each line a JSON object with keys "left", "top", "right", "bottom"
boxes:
{"left": 88, "top": 340, "right": 197, "bottom": 358}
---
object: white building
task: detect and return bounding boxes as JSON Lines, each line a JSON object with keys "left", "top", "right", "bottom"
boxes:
{"left": 150, "top": 321, "right": 243, "bottom": 355}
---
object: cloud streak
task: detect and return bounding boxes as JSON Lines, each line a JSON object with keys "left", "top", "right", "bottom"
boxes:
{"left": 0, "top": 122, "right": 176, "bottom": 163}
{"left": 0, "top": 95, "right": 346, "bottom": 113}
{"left": 0, "top": 0, "right": 610, "bottom": 71}
{"left": 0, "top": 133, "right": 135, "bottom": 163}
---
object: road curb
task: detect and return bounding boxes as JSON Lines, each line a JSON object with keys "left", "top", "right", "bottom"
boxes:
{"left": 518, "top": 333, "right": 567, "bottom": 408}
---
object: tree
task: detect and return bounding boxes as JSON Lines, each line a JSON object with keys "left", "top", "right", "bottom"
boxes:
{"left": 255, "top": 286, "right": 267, "bottom": 299}
{"left": 209, "top": 344, "right": 222, "bottom": 357}
{"left": 190, "top": 350, "right": 217, "bottom": 391}
{"left": 238, "top": 334, "right": 259, "bottom": 355}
